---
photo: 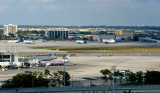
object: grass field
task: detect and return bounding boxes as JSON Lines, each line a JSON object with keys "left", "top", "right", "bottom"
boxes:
{"left": 32, "top": 46, "right": 160, "bottom": 53}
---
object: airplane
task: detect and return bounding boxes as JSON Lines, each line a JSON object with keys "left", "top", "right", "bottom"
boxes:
{"left": 37, "top": 56, "right": 70, "bottom": 66}
{"left": 22, "top": 38, "right": 34, "bottom": 44}
{"left": 5, "top": 38, "right": 34, "bottom": 44}
{"left": 75, "top": 40, "right": 86, "bottom": 44}
{"left": 0, "top": 61, "right": 26, "bottom": 68}
{"left": 13, "top": 62, "right": 25, "bottom": 67}
{"left": 23, "top": 40, "right": 34, "bottom": 44}
{"left": 102, "top": 39, "right": 115, "bottom": 44}
{"left": 0, "top": 62, "right": 12, "bottom": 67}
{"left": 40, "top": 60, "right": 65, "bottom": 66}
{"left": 5, "top": 39, "right": 23, "bottom": 43}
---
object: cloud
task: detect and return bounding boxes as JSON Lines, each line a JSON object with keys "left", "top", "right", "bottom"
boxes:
{"left": 88, "top": 0, "right": 130, "bottom": 2}
{"left": 45, "top": 5, "right": 61, "bottom": 11}
{"left": 40, "top": 0, "right": 56, "bottom": 2}
{"left": 87, "top": 0, "right": 133, "bottom": 12}
{"left": 0, "top": 0, "right": 14, "bottom": 12}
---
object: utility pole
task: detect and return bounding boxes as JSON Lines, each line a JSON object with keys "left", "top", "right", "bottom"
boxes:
{"left": 63, "top": 55, "right": 66, "bottom": 93}
{"left": 142, "top": 72, "right": 145, "bottom": 85}
{"left": 111, "top": 65, "right": 117, "bottom": 93}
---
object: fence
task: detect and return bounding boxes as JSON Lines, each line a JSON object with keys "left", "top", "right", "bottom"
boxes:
{"left": 1, "top": 85, "right": 160, "bottom": 93}
{"left": 105, "top": 52, "right": 160, "bottom": 56}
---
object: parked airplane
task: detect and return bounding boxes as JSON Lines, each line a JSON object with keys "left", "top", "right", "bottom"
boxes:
{"left": 75, "top": 40, "right": 86, "bottom": 44}
{"left": 102, "top": 39, "right": 115, "bottom": 44}
{"left": 22, "top": 38, "right": 34, "bottom": 44}
{"left": 0, "top": 62, "right": 12, "bottom": 67}
{"left": 37, "top": 56, "right": 70, "bottom": 66}
{"left": 23, "top": 40, "right": 34, "bottom": 44}
{"left": 0, "top": 61, "right": 27, "bottom": 68}
{"left": 5, "top": 39, "right": 23, "bottom": 43}
{"left": 40, "top": 60, "right": 64, "bottom": 66}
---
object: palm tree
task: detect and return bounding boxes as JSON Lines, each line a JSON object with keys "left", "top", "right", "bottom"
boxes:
{"left": 100, "top": 69, "right": 112, "bottom": 84}
{"left": 44, "top": 69, "right": 51, "bottom": 79}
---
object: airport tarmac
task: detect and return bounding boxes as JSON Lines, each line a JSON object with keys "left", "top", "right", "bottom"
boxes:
{"left": 1, "top": 40, "right": 160, "bottom": 48}
{"left": 0, "top": 56, "right": 160, "bottom": 81}
{"left": 1, "top": 41, "right": 160, "bottom": 54}
{"left": 0, "top": 41, "right": 160, "bottom": 81}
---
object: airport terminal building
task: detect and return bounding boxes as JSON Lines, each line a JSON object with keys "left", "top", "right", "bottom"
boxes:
{"left": 45, "top": 30, "right": 69, "bottom": 40}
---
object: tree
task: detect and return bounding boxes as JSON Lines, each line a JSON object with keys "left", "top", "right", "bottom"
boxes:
{"left": 0, "top": 30, "right": 3, "bottom": 40}
{"left": 51, "top": 71, "right": 71, "bottom": 86}
{"left": 114, "top": 70, "right": 123, "bottom": 84}
{"left": 1, "top": 70, "right": 71, "bottom": 88}
{"left": 128, "top": 72, "right": 136, "bottom": 82}
{"left": 100, "top": 69, "right": 111, "bottom": 83}
{"left": 1, "top": 72, "right": 49, "bottom": 88}
{"left": 136, "top": 71, "right": 143, "bottom": 83}
{"left": 44, "top": 69, "right": 51, "bottom": 79}
{"left": 100, "top": 69, "right": 111, "bottom": 78}
{"left": 145, "top": 71, "right": 160, "bottom": 84}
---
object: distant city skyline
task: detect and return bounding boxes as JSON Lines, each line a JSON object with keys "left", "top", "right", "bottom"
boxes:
{"left": 0, "top": 0, "right": 160, "bottom": 26}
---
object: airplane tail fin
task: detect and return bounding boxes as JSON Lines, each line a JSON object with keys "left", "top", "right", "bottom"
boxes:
{"left": 17, "top": 38, "right": 24, "bottom": 43}
{"left": 66, "top": 54, "right": 70, "bottom": 59}
{"left": 65, "top": 54, "right": 70, "bottom": 62}
{"left": 22, "top": 38, "right": 24, "bottom": 42}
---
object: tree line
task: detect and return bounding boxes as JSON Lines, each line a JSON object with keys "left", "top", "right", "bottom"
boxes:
{"left": 100, "top": 69, "right": 160, "bottom": 85}
{"left": 2, "top": 68, "right": 160, "bottom": 88}
{"left": 16, "top": 30, "right": 45, "bottom": 38}
{"left": 1, "top": 69, "right": 70, "bottom": 88}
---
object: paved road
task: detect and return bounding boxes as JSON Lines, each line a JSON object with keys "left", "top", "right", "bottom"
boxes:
{"left": 1, "top": 85, "right": 160, "bottom": 93}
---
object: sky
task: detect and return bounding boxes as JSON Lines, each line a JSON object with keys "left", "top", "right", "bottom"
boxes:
{"left": 0, "top": 0, "right": 160, "bottom": 26}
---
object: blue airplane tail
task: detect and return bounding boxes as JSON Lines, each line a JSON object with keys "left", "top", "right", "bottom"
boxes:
{"left": 16, "top": 38, "right": 24, "bottom": 43}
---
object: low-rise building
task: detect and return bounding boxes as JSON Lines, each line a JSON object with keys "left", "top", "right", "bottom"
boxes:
{"left": 93, "top": 34, "right": 116, "bottom": 42}
{"left": 115, "top": 30, "right": 134, "bottom": 40}
{"left": 45, "top": 30, "right": 69, "bottom": 40}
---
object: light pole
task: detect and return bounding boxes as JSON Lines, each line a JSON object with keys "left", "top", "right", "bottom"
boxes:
{"left": 63, "top": 55, "right": 66, "bottom": 93}
{"left": 111, "top": 65, "right": 117, "bottom": 93}
{"left": 142, "top": 72, "right": 145, "bottom": 85}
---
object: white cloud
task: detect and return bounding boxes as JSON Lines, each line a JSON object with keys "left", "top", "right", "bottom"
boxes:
{"left": 0, "top": 0, "right": 13, "bottom": 12}
{"left": 0, "top": 4, "right": 9, "bottom": 12}
{"left": 41, "top": 0, "right": 56, "bottom": 2}
{"left": 45, "top": 5, "right": 60, "bottom": 11}
{"left": 88, "top": 0, "right": 130, "bottom": 2}
{"left": 20, "top": 0, "right": 59, "bottom": 12}
{"left": 88, "top": 0, "right": 132, "bottom": 12}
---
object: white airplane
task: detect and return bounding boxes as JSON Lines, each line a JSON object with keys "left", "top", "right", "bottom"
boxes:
{"left": 0, "top": 62, "right": 12, "bottom": 67}
{"left": 0, "top": 62, "right": 24, "bottom": 68}
{"left": 40, "top": 60, "right": 65, "bottom": 66}
{"left": 75, "top": 40, "right": 86, "bottom": 44}
{"left": 102, "top": 39, "right": 115, "bottom": 44}
{"left": 23, "top": 40, "right": 34, "bottom": 44}
{"left": 37, "top": 56, "right": 70, "bottom": 66}
{"left": 13, "top": 62, "right": 24, "bottom": 67}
